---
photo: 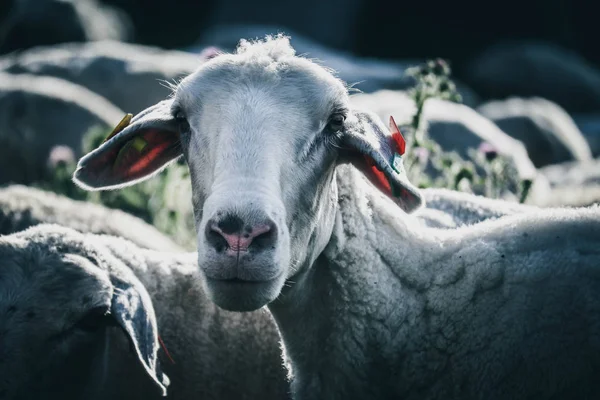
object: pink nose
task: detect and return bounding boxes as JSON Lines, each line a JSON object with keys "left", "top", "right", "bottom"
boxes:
{"left": 209, "top": 224, "right": 273, "bottom": 252}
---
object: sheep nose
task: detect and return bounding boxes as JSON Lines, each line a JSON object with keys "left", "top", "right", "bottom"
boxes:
{"left": 205, "top": 214, "right": 277, "bottom": 253}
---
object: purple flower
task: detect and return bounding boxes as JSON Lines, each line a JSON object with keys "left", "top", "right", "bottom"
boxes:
{"left": 433, "top": 59, "right": 450, "bottom": 76}
{"left": 199, "top": 46, "right": 222, "bottom": 60}
{"left": 479, "top": 142, "right": 498, "bottom": 161}
{"left": 413, "top": 147, "right": 430, "bottom": 166}
{"left": 47, "top": 145, "right": 75, "bottom": 170}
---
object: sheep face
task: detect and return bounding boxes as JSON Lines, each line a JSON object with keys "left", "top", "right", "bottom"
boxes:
{"left": 173, "top": 40, "right": 353, "bottom": 311}
{"left": 0, "top": 229, "right": 168, "bottom": 399}
{"left": 73, "top": 36, "right": 423, "bottom": 312}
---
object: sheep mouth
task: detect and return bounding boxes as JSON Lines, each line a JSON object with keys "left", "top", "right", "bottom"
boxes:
{"left": 205, "top": 272, "right": 283, "bottom": 285}
{"left": 203, "top": 273, "right": 286, "bottom": 311}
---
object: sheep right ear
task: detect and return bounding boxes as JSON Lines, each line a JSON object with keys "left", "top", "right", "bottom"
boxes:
{"left": 341, "top": 110, "right": 424, "bottom": 213}
{"left": 73, "top": 99, "right": 182, "bottom": 191}
{"left": 110, "top": 276, "right": 170, "bottom": 396}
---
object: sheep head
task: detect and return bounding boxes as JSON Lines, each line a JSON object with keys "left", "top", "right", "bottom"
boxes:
{"left": 73, "top": 35, "right": 422, "bottom": 312}
{"left": 0, "top": 226, "right": 169, "bottom": 399}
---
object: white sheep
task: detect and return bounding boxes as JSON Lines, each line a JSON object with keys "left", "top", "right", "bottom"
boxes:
{"left": 348, "top": 89, "right": 552, "bottom": 204}
{"left": 0, "top": 224, "right": 290, "bottom": 400}
{"left": 73, "top": 35, "right": 600, "bottom": 400}
{"left": 349, "top": 89, "right": 537, "bottom": 179}
{"left": 536, "top": 159, "right": 600, "bottom": 208}
{"left": 0, "top": 184, "right": 182, "bottom": 252}
{"left": 417, "top": 188, "right": 539, "bottom": 228}
{"left": 540, "top": 159, "right": 600, "bottom": 188}
{"left": 477, "top": 97, "right": 592, "bottom": 167}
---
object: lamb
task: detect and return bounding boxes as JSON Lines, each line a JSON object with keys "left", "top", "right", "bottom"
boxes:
{"left": 0, "top": 72, "right": 123, "bottom": 184}
{"left": 0, "top": 224, "right": 290, "bottom": 400}
{"left": 0, "top": 185, "right": 182, "bottom": 252}
{"left": 73, "top": 35, "right": 600, "bottom": 400}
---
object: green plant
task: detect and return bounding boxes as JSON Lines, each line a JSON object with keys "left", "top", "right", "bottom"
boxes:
{"left": 402, "top": 59, "right": 530, "bottom": 203}
{"left": 37, "top": 125, "right": 197, "bottom": 249}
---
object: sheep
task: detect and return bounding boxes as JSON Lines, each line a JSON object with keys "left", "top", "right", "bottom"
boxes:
{"left": 348, "top": 90, "right": 537, "bottom": 179}
{"left": 0, "top": 0, "right": 131, "bottom": 55}
{"left": 0, "top": 223, "right": 290, "bottom": 400}
{"left": 0, "top": 72, "right": 123, "bottom": 184}
{"left": 416, "top": 187, "right": 579, "bottom": 229}
{"left": 0, "top": 40, "right": 214, "bottom": 113}
{"left": 540, "top": 159, "right": 600, "bottom": 188}
{"left": 536, "top": 186, "right": 600, "bottom": 208}
{"left": 0, "top": 184, "right": 183, "bottom": 252}
{"left": 477, "top": 97, "right": 593, "bottom": 167}
{"left": 349, "top": 89, "right": 551, "bottom": 203}
{"left": 573, "top": 114, "right": 600, "bottom": 157}
{"left": 73, "top": 35, "right": 600, "bottom": 400}
{"left": 535, "top": 159, "right": 600, "bottom": 208}
{"left": 417, "top": 187, "right": 539, "bottom": 228}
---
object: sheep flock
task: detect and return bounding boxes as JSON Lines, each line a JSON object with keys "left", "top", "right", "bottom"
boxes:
{"left": 1, "top": 31, "right": 600, "bottom": 400}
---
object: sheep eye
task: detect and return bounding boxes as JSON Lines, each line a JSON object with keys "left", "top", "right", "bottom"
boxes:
{"left": 75, "top": 306, "right": 112, "bottom": 332}
{"left": 174, "top": 110, "right": 190, "bottom": 133}
{"left": 175, "top": 110, "right": 186, "bottom": 121}
{"left": 327, "top": 114, "right": 345, "bottom": 133}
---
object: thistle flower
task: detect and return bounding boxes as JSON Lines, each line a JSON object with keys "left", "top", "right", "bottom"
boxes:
{"left": 478, "top": 142, "right": 499, "bottom": 161}
{"left": 46, "top": 145, "right": 75, "bottom": 170}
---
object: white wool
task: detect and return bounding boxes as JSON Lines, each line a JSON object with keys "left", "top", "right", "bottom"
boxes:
{"left": 0, "top": 224, "right": 290, "bottom": 400}
{"left": 272, "top": 165, "right": 600, "bottom": 400}
{"left": 235, "top": 34, "right": 296, "bottom": 60}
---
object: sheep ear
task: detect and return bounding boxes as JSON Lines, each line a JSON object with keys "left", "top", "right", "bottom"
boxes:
{"left": 73, "top": 99, "right": 182, "bottom": 191}
{"left": 111, "top": 277, "right": 170, "bottom": 396}
{"left": 341, "top": 110, "right": 423, "bottom": 213}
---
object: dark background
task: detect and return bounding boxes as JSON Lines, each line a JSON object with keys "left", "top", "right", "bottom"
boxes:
{"left": 1, "top": 0, "right": 597, "bottom": 75}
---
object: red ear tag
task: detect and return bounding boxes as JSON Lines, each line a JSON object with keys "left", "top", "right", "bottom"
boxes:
{"left": 389, "top": 116, "right": 406, "bottom": 156}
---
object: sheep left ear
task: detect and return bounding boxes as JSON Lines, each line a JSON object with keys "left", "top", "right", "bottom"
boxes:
{"left": 341, "top": 110, "right": 424, "bottom": 213}
{"left": 73, "top": 99, "right": 182, "bottom": 191}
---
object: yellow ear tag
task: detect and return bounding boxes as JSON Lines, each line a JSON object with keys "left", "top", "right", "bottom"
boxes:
{"left": 103, "top": 113, "right": 133, "bottom": 144}
{"left": 113, "top": 136, "right": 148, "bottom": 169}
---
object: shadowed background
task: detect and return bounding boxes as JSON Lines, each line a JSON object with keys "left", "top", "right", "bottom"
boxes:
{"left": 1, "top": 0, "right": 596, "bottom": 73}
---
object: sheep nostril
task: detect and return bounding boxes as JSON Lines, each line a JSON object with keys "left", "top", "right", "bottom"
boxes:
{"left": 248, "top": 222, "right": 277, "bottom": 251}
{"left": 205, "top": 223, "right": 229, "bottom": 252}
